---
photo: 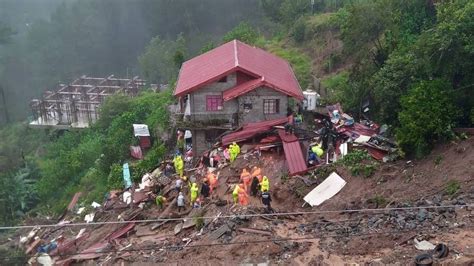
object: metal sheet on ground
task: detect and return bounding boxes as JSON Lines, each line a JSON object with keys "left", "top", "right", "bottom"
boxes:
{"left": 303, "top": 172, "right": 346, "bottom": 207}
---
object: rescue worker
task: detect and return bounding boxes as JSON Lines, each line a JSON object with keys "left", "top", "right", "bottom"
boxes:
{"left": 229, "top": 142, "right": 240, "bottom": 163}
{"left": 207, "top": 171, "right": 218, "bottom": 193}
{"left": 190, "top": 182, "right": 199, "bottom": 206}
{"left": 177, "top": 130, "right": 185, "bottom": 154}
{"left": 250, "top": 175, "right": 260, "bottom": 196}
{"left": 201, "top": 179, "right": 210, "bottom": 199}
{"left": 164, "top": 163, "right": 174, "bottom": 177}
{"left": 311, "top": 143, "right": 324, "bottom": 164}
{"left": 173, "top": 154, "right": 184, "bottom": 177}
{"left": 261, "top": 189, "right": 272, "bottom": 212}
{"left": 240, "top": 168, "right": 251, "bottom": 192}
{"left": 175, "top": 177, "right": 183, "bottom": 192}
{"left": 177, "top": 192, "right": 185, "bottom": 212}
{"left": 232, "top": 184, "right": 241, "bottom": 204}
{"left": 238, "top": 184, "right": 249, "bottom": 206}
{"left": 260, "top": 176, "right": 270, "bottom": 192}
{"left": 250, "top": 166, "right": 261, "bottom": 178}
{"left": 155, "top": 194, "right": 167, "bottom": 210}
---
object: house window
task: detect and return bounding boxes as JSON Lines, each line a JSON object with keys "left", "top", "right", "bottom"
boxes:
{"left": 263, "top": 99, "right": 280, "bottom": 114}
{"left": 218, "top": 76, "right": 227, "bottom": 83}
{"left": 206, "top": 95, "right": 223, "bottom": 111}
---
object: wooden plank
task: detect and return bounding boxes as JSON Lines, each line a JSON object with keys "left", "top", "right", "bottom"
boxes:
{"left": 238, "top": 228, "right": 272, "bottom": 236}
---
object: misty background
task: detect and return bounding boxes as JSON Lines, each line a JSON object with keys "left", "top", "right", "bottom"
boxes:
{"left": 0, "top": 0, "right": 264, "bottom": 123}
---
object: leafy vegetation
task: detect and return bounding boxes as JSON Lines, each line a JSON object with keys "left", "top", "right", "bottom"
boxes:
{"left": 139, "top": 34, "right": 187, "bottom": 83}
{"left": 309, "top": 0, "right": 473, "bottom": 156}
{"left": 339, "top": 150, "right": 378, "bottom": 178}
{"left": 0, "top": 90, "right": 174, "bottom": 224}
{"left": 266, "top": 40, "right": 312, "bottom": 89}
{"left": 222, "top": 22, "right": 264, "bottom": 47}
{"left": 368, "top": 194, "right": 387, "bottom": 208}
{"left": 445, "top": 180, "right": 461, "bottom": 197}
{"left": 396, "top": 80, "right": 458, "bottom": 157}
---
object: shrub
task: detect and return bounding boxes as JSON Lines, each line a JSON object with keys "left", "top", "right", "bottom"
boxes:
{"left": 340, "top": 150, "right": 377, "bottom": 178}
{"left": 222, "top": 22, "right": 262, "bottom": 46}
{"left": 291, "top": 17, "right": 306, "bottom": 43}
{"left": 445, "top": 180, "right": 460, "bottom": 196}
{"left": 396, "top": 79, "right": 459, "bottom": 158}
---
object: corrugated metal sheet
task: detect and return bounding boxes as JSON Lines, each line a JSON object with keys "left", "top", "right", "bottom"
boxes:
{"left": 70, "top": 242, "right": 110, "bottom": 261}
{"left": 278, "top": 129, "right": 307, "bottom": 175}
{"left": 222, "top": 117, "right": 289, "bottom": 145}
{"left": 222, "top": 79, "right": 263, "bottom": 101}
{"left": 106, "top": 223, "right": 135, "bottom": 241}
{"left": 174, "top": 40, "right": 303, "bottom": 100}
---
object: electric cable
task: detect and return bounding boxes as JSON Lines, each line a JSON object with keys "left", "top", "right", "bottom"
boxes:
{"left": 0, "top": 203, "right": 470, "bottom": 230}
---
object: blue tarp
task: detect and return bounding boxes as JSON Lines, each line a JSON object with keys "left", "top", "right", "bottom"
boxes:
{"left": 123, "top": 163, "right": 132, "bottom": 189}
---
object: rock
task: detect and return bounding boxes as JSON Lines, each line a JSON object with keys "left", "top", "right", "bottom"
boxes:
{"left": 416, "top": 209, "right": 428, "bottom": 222}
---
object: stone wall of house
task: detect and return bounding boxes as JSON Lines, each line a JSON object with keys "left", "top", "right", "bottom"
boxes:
{"left": 189, "top": 73, "right": 238, "bottom": 124}
{"left": 237, "top": 86, "right": 288, "bottom": 124}
{"left": 192, "top": 129, "right": 207, "bottom": 158}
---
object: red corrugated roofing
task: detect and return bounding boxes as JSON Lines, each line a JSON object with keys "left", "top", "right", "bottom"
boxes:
{"left": 222, "top": 116, "right": 289, "bottom": 145}
{"left": 278, "top": 129, "right": 307, "bottom": 175}
{"left": 222, "top": 78, "right": 263, "bottom": 101}
{"left": 175, "top": 40, "right": 303, "bottom": 100}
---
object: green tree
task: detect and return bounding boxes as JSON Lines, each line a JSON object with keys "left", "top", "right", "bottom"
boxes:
{"left": 337, "top": 1, "right": 391, "bottom": 66}
{"left": 139, "top": 34, "right": 188, "bottom": 83}
{"left": 222, "top": 22, "right": 260, "bottom": 46}
{"left": 0, "top": 165, "right": 38, "bottom": 225}
{"left": 396, "top": 80, "right": 458, "bottom": 157}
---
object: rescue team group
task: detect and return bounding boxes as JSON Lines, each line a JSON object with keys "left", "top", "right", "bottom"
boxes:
{"left": 155, "top": 142, "right": 273, "bottom": 213}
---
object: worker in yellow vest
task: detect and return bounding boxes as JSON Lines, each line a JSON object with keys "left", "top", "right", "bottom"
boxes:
{"left": 311, "top": 143, "right": 324, "bottom": 163}
{"left": 232, "top": 184, "right": 242, "bottom": 204}
{"left": 190, "top": 182, "right": 199, "bottom": 206}
{"left": 229, "top": 142, "right": 240, "bottom": 162}
{"left": 173, "top": 154, "right": 184, "bottom": 177}
{"left": 260, "top": 176, "right": 269, "bottom": 192}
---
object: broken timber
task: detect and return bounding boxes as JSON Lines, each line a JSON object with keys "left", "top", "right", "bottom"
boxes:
{"left": 237, "top": 228, "right": 272, "bottom": 236}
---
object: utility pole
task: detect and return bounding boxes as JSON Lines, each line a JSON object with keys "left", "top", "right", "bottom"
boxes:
{"left": 0, "top": 85, "right": 10, "bottom": 124}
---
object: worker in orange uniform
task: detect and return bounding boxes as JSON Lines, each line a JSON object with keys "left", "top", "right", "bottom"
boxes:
{"left": 251, "top": 166, "right": 261, "bottom": 178}
{"left": 240, "top": 168, "right": 251, "bottom": 192}
{"left": 238, "top": 183, "right": 249, "bottom": 206}
{"left": 207, "top": 171, "right": 218, "bottom": 193}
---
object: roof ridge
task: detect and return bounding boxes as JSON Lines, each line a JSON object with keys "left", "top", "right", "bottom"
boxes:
{"left": 233, "top": 39, "right": 239, "bottom": 67}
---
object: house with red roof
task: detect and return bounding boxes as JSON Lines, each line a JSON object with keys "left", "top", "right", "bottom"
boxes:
{"left": 174, "top": 39, "right": 303, "bottom": 157}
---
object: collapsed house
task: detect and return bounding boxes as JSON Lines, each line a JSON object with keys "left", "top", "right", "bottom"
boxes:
{"left": 173, "top": 39, "right": 304, "bottom": 159}
{"left": 29, "top": 75, "right": 150, "bottom": 129}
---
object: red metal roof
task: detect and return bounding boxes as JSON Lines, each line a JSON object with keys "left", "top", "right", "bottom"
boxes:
{"left": 222, "top": 116, "right": 289, "bottom": 145}
{"left": 278, "top": 129, "right": 307, "bottom": 175}
{"left": 174, "top": 40, "right": 303, "bottom": 100}
{"left": 222, "top": 78, "right": 263, "bottom": 101}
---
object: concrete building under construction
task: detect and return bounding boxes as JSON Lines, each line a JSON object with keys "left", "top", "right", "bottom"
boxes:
{"left": 29, "top": 75, "right": 151, "bottom": 129}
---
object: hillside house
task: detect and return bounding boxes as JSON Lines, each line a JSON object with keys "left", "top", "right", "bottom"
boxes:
{"left": 174, "top": 40, "right": 304, "bottom": 157}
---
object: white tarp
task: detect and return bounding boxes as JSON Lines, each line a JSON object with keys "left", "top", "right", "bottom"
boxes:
{"left": 133, "top": 124, "right": 150, "bottom": 137}
{"left": 303, "top": 172, "right": 346, "bottom": 207}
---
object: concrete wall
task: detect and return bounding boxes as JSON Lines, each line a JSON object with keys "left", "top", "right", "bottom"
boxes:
{"left": 192, "top": 129, "right": 207, "bottom": 158}
{"left": 237, "top": 86, "right": 288, "bottom": 124}
{"left": 189, "top": 73, "right": 238, "bottom": 123}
